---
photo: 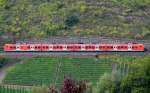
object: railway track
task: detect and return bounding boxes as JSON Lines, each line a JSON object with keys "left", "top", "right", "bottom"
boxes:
{"left": 16, "top": 37, "right": 150, "bottom": 44}
{"left": 0, "top": 51, "right": 149, "bottom": 58}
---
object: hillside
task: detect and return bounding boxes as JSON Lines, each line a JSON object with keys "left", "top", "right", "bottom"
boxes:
{"left": 3, "top": 57, "right": 111, "bottom": 87}
{"left": 0, "top": 0, "right": 150, "bottom": 43}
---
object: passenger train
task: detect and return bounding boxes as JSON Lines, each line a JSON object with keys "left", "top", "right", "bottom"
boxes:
{"left": 3, "top": 43, "right": 145, "bottom": 52}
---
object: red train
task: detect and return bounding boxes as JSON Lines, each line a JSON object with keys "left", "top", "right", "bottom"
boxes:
{"left": 3, "top": 43, "right": 144, "bottom": 52}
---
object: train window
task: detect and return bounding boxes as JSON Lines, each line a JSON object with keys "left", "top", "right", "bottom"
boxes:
{"left": 35, "top": 46, "right": 37, "bottom": 49}
{"left": 124, "top": 46, "right": 127, "bottom": 48}
{"left": 38, "top": 46, "right": 40, "bottom": 48}
{"left": 46, "top": 46, "right": 48, "bottom": 49}
{"left": 67, "top": 46, "right": 71, "bottom": 48}
{"left": 107, "top": 46, "right": 110, "bottom": 48}
{"left": 133, "top": 46, "right": 137, "bottom": 48}
{"left": 118, "top": 46, "right": 121, "bottom": 48}
{"left": 27, "top": 46, "right": 30, "bottom": 49}
{"left": 57, "top": 46, "right": 62, "bottom": 48}
{"left": 99, "top": 46, "right": 102, "bottom": 48}
{"left": 78, "top": 46, "right": 81, "bottom": 48}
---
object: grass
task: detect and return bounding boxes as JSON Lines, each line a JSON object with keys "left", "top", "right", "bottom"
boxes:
{"left": 3, "top": 57, "right": 112, "bottom": 87}
{"left": 0, "top": 85, "right": 31, "bottom": 93}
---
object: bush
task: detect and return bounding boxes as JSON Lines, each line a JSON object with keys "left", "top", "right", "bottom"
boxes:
{"left": 61, "top": 76, "right": 86, "bottom": 93}
{"left": 32, "top": 86, "right": 49, "bottom": 93}
{"left": 0, "top": 57, "right": 7, "bottom": 68}
{"left": 65, "top": 14, "right": 79, "bottom": 27}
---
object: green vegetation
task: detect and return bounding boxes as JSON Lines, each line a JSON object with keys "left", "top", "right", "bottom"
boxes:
{"left": 121, "top": 56, "right": 150, "bottom": 93}
{"left": 1, "top": 55, "right": 150, "bottom": 93}
{"left": 92, "top": 56, "right": 150, "bottom": 93}
{"left": 112, "top": 0, "right": 150, "bottom": 7}
{"left": 3, "top": 57, "right": 111, "bottom": 86}
{"left": 0, "top": 57, "right": 8, "bottom": 68}
{"left": 0, "top": 0, "right": 150, "bottom": 42}
{"left": 0, "top": 85, "right": 31, "bottom": 93}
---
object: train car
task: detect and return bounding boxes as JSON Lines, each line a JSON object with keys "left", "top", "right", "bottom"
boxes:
{"left": 3, "top": 43, "right": 145, "bottom": 52}
{"left": 41, "top": 44, "right": 64, "bottom": 51}
{"left": 4, "top": 44, "right": 42, "bottom": 51}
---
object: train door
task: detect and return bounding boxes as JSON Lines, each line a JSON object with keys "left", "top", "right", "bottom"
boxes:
{"left": 95, "top": 44, "right": 99, "bottom": 51}
{"left": 63, "top": 45, "right": 67, "bottom": 51}
{"left": 16, "top": 44, "right": 20, "bottom": 51}
{"left": 30, "top": 45, "right": 35, "bottom": 51}
{"left": 81, "top": 44, "right": 85, "bottom": 51}
{"left": 128, "top": 44, "right": 132, "bottom": 51}
{"left": 49, "top": 45, "right": 53, "bottom": 51}
{"left": 113, "top": 45, "right": 118, "bottom": 51}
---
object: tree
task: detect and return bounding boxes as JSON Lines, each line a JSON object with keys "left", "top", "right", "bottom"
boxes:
{"left": 121, "top": 57, "right": 150, "bottom": 93}
{"left": 0, "top": 0, "right": 7, "bottom": 8}
{"left": 93, "top": 73, "right": 112, "bottom": 93}
{"left": 61, "top": 76, "right": 86, "bottom": 93}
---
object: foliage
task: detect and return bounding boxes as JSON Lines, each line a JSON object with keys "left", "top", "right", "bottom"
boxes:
{"left": 93, "top": 56, "right": 150, "bottom": 93}
{"left": 0, "top": 0, "right": 150, "bottom": 41}
{"left": 0, "top": 0, "right": 7, "bottom": 8}
{"left": 0, "top": 57, "right": 7, "bottom": 68}
{"left": 3, "top": 57, "right": 111, "bottom": 86}
{"left": 93, "top": 73, "right": 112, "bottom": 93}
{"left": 65, "top": 14, "right": 79, "bottom": 28}
{"left": 121, "top": 56, "right": 150, "bottom": 93}
{"left": 31, "top": 85, "right": 49, "bottom": 93}
{"left": 61, "top": 76, "right": 86, "bottom": 93}
{"left": 31, "top": 77, "right": 86, "bottom": 93}
{"left": 112, "top": 0, "right": 150, "bottom": 7}
{"left": 0, "top": 85, "right": 31, "bottom": 93}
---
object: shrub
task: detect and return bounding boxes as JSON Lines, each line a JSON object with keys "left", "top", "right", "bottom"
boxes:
{"left": 65, "top": 14, "right": 79, "bottom": 27}
{"left": 61, "top": 76, "right": 86, "bottom": 93}
{"left": 0, "top": 57, "right": 7, "bottom": 68}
